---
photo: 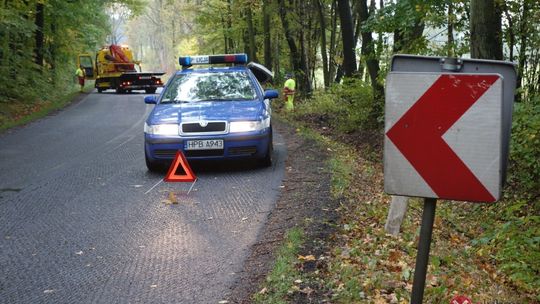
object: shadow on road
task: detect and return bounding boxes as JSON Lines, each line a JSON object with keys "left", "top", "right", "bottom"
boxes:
{"left": 144, "top": 159, "right": 267, "bottom": 177}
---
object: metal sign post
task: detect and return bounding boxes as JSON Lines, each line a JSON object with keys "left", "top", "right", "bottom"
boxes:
{"left": 410, "top": 198, "right": 437, "bottom": 303}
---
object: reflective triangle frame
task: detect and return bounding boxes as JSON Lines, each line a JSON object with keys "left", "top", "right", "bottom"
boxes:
{"left": 164, "top": 150, "right": 196, "bottom": 182}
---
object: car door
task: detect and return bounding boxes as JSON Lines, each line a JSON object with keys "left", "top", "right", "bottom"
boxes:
{"left": 247, "top": 62, "right": 273, "bottom": 84}
{"left": 77, "top": 54, "right": 95, "bottom": 79}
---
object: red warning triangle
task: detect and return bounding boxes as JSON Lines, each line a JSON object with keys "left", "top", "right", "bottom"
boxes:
{"left": 164, "top": 150, "right": 196, "bottom": 182}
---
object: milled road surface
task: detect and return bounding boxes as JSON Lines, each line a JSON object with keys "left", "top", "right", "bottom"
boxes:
{"left": 0, "top": 91, "right": 285, "bottom": 303}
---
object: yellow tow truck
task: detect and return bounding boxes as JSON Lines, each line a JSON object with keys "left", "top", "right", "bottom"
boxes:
{"left": 78, "top": 44, "right": 165, "bottom": 94}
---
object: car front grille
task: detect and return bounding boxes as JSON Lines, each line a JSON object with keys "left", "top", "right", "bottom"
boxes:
{"left": 154, "top": 149, "right": 177, "bottom": 158}
{"left": 181, "top": 121, "right": 227, "bottom": 134}
{"left": 228, "top": 146, "right": 257, "bottom": 156}
{"left": 185, "top": 149, "right": 224, "bottom": 157}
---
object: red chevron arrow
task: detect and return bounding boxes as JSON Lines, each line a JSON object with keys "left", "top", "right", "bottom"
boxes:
{"left": 386, "top": 74, "right": 499, "bottom": 202}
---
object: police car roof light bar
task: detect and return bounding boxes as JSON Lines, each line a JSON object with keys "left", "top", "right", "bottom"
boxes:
{"left": 179, "top": 54, "right": 248, "bottom": 67}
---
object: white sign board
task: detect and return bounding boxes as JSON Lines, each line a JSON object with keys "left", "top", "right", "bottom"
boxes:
{"left": 384, "top": 72, "right": 503, "bottom": 202}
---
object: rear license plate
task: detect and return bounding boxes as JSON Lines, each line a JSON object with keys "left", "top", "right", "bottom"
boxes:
{"left": 185, "top": 139, "right": 224, "bottom": 150}
{"left": 140, "top": 76, "right": 151, "bottom": 79}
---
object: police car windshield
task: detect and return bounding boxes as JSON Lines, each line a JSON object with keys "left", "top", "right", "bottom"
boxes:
{"left": 161, "top": 71, "right": 257, "bottom": 103}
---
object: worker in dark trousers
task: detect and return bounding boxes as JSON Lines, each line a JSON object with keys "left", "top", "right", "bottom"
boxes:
{"left": 76, "top": 65, "right": 85, "bottom": 92}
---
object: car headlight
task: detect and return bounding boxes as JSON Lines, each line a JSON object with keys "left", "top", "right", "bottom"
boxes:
{"left": 229, "top": 118, "right": 270, "bottom": 133}
{"left": 144, "top": 123, "right": 179, "bottom": 135}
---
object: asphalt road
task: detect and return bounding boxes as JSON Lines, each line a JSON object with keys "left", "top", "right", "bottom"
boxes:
{"left": 0, "top": 91, "right": 286, "bottom": 303}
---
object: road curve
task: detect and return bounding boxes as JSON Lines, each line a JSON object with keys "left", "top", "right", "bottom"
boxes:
{"left": 0, "top": 91, "right": 286, "bottom": 303}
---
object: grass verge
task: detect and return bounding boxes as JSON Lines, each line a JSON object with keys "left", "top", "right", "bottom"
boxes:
{"left": 0, "top": 82, "right": 93, "bottom": 132}
{"left": 253, "top": 227, "right": 305, "bottom": 304}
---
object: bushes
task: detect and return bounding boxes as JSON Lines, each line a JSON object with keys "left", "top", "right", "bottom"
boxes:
{"left": 471, "top": 96, "right": 540, "bottom": 297}
{"left": 292, "top": 78, "right": 376, "bottom": 133}
{"left": 508, "top": 98, "right": 540, "bottom": 198}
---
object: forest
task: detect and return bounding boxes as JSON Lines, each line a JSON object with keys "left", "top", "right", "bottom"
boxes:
{"left": 1, "top": 0, "right": 539, "bottom": 302}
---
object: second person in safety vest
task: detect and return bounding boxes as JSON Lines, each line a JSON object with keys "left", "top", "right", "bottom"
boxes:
{"left": 75, "top": 65, "right": 85, "bottom": 92}
{"left": 282, "top": 73, "right": 296, "bottom": 111}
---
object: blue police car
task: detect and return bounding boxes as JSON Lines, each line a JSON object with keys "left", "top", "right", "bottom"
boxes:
{"left": 143, "top": 54, "right": 279, "bottom": 171}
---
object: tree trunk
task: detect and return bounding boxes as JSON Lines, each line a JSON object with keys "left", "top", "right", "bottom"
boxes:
{"left": 359, "top": 0, "right": 382, "bottom": 98}
{"left": 470, "top": 0, "right": 503, "bottom": 60}
{"left": 245, "top": 5, "right": 258, "bottom": 62}
{"left": 316, "top": 0, "right": 330, "bottom": 88}
{"left": 222, "top": 16, "right": 229, "bottom": 54}
{"left": 516, "top": 0, "right": 529, "bottom": 97}
{"left": 1, "top": 0, "right": 10, "bottom": 67}
{"left": 277, "top": 0, "right": 309, "bottom": 94}
{"left": 447, "top": 0, "right": 454, "bottom": 57}
{"left": 337, "top": 0, "right": 356, "bottom": 77}
{"left": 297, "top": 0, "right": 312, "bottom": 94}
{"left": 392, "top": 0, "right": 425, "bottom": 53}
{"left": 34, "top": 1, "right": 44, "bottom": 66}
{"left": 263, "top": 0, "right": 272, "bottom": 69}
{"left": 329, "top": 0, "right": 339, "bottom": 83}
{"left": 50, "top": 19, "right": 57, "bottom": 85}
{"left": 226, "top": 0, "right": 234, "bottom": 52}
{"left": 502, "top": 3, "right": 515, "bottom": 61}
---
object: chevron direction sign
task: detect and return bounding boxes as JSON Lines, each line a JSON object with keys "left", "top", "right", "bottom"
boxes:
{"left": 384, "top": 72, "right": 504, "bottom": 202}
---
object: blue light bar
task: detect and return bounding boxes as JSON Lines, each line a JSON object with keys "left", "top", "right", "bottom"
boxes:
{"left": 179, "top": 54, "right": 248, "bottom": 67}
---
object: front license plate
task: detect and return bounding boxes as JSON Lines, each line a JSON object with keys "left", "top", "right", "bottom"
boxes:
{"left": 185, "top": 139, "right": 224, "bottom": 150}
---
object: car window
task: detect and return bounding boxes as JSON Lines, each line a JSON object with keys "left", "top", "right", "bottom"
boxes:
{"left": 161, "top": 71, "right": 257, "bottom": 103}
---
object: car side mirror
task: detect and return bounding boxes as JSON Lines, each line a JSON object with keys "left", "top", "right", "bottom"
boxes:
{"left": 144, "top": 96, "right": 157, "bottom": 104}
{"left": 264, "top": 89, "right": 279, "bottom": 100}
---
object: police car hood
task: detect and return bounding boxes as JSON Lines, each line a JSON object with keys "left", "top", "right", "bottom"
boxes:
{"left": 149, "top": 101, "right": 265, "bottom": 124}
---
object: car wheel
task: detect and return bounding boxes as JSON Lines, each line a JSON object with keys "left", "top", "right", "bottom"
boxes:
{"left": 97, "top": 88, "right": 104, "bottom": 93}
{"left": 116, "top": 88, "right": 125, "bottom": 94}
{"left": 146, "top": 88, "right": 156, "bottom": 94}
{"left": 259, "top": 129, "right": 273, "bottom": 167}
{"left": 145, "top": 151, "right": 162, "bottom": 172}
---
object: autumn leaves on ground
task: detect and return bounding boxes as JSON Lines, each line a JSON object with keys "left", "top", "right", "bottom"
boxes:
{"left": 252, "top": 106, "right": 539, "bottom": 303}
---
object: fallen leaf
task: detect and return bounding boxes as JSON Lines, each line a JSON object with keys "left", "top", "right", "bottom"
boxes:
{"left": 389, "top": 250, "right": 402, "bottom": 263}
{"left": 150, "top": 284, "right": 158, "bottom": 288}
{"left": 373, "top": 293, "right": 387, "bottom": 304}
{"left": 294, "top": 279, "right": 303, "bottom": 284}
{"left": 298, "top": 255, "right": 316, "bottom": 261}
{"left": 241, "top": 217, "right": 248, "bottom": 221}
{"left": 169, "top": 192, "right": 178, "bottom": 204}
{"left": 75, "top": 251, "right": 83, "bottom": 255}
{"left": 258, "top": 287, "right": 267, "bottom": 294}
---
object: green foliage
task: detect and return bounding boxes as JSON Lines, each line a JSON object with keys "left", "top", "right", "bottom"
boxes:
{"left": 0, "top": 0, "right": 138, "bottom": 105}
{"left": 0, "top": 0, "right": 108, "bottom": 104}
{"left": 508, "top": 98, "right": 540, "bottom": 198}
{"left": 292, "top": 78, "right": 375, "bottom": 132}
{"left": 473, "top": 215, "right": 540, "bottom": 296}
